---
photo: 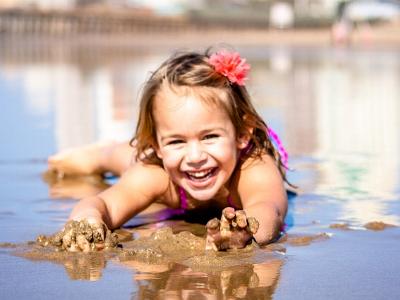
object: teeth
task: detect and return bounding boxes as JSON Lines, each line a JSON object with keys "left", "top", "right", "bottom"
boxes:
{"left": 187, "top": 168, "right": 213, "bottom": 178}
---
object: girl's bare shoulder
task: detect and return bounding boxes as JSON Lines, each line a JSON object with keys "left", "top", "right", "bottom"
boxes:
{"left": 240, "top": 153, "right": 279, "bottom": 172}
{"left": 236, "top": 154, "right": 287, "bottom": 214}
{"left": 238, "top": 154, "right": 284, "bottom": 191}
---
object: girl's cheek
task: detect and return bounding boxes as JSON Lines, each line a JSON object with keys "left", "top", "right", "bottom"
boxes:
{"left": 160, "top": 151, "right": 182, "bottom": 167}
{"left": 208, "top": 140, "right": 235, "bottom": 155}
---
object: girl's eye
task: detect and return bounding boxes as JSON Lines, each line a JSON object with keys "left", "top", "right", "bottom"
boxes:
{"left": 167, "top": 140, "right": 184, "bottom": 145}
{"left": 203, "top": 134, "right": 219, "bottom": 140}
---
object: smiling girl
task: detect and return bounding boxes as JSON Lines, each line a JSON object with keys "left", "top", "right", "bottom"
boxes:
{"left": 49, "top": 49, "right": 290, "bottom": 251}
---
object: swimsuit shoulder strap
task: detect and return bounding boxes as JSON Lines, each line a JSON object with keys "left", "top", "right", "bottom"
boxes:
{"left": 267, "top": 127, "right": 288, "bottom": 168}
{"left": 180, "top": 187, "right": 239, "bottom": 210}
{"left": 178, "top": 186, "right": 188, "bottom": 210}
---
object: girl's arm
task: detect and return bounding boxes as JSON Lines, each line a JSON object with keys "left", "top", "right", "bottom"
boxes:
{"left": 69, "top": 162, "right": 170, "bottom": 229}
{"left": 238, "top": 155, "right": 288, "bottom": 244}
{"left": 205, "top": 155, "right": 287, "bottom": 250}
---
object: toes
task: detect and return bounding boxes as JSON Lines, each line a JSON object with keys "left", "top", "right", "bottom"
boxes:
{"left": 48, "top": 154, "right": 63, "bottom": 170}
{"left": 47, "top": 161, "right": 65, "bottom": 179}
{"left": 48, "top": 153, "right": 62, "bottom": 163}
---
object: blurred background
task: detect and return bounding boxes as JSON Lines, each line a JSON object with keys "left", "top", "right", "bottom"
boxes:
{"left": 1, "top": 0, "right": 400, "bottom": 28}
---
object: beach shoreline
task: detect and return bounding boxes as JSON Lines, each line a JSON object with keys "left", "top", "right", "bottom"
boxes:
{"left": 1, "top": 22, "right": 400, "bottom": 48}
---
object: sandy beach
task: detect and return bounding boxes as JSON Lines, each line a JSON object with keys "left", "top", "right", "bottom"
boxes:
{"left": 0, "top": 26, "right": 400, "bottom": 299}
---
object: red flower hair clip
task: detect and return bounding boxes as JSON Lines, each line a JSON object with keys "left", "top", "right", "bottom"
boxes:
{"left": 208, "top": 50, "right": 250, "bottom": 86}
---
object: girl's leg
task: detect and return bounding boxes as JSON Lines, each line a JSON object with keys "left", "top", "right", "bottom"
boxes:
{"left": 48, "top": 141, "right": 135, "bottom": 176}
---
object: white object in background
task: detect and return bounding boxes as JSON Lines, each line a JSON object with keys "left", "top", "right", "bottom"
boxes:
{"left": 269, "top": 2, "right": 295, "bottom": 29}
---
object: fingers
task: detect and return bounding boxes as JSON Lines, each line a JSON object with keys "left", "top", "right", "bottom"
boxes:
{"left": 76, "top": 234, "right": 91, "bottom": 253}
{"left": 205, "top": 218, "right": 220, "bottom": 251}
{"left": 63, "top": 220, "right": 107, "bottom": 252}
{"left": 47, "top": 155, "right": 67, "bottom": 179}
{"left": 234, "top": 210, "right": 247, "bottom": 228}
{"left": 231, "top": 209, "right": 258, "bottom": 234}
{"left": 222, "top": 207, "right": 235, "bottom": 220}
{"left": 37, "top": 219, "right": 119, "bottom": 252}
{"left": 91, "top": 222, "right": 106, "bottom": 243}
{"left": 206, "top": 218, "right": 220, "bottom": 231}
{"left": 205, "top": 207, "right": 260, "bottom": 251}
{"left": 222, "top": 208, "right": 249, "bottom": 230}
{"left": 220, "top": 208, "right": 232, "bottom": 237}
{"left": 104, "top": 230, "right": 119, "bottom": 249}
{"left": 247, "top": 217, "right": 259, "bottom": 235}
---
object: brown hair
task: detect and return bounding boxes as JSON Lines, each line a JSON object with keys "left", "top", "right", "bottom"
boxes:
{"left": 130, "top": 49, "right": 289, "bottom": 182}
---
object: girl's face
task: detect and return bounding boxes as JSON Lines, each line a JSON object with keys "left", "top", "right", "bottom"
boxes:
{"left": 154, "top": 88, "right": 247, "bottom": 201}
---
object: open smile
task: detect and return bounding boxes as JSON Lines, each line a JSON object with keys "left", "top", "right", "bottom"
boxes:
{"left": 184, "top": 167, "right": 218, "bottom": 184}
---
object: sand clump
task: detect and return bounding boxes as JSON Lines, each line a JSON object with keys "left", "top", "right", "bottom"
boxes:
{"left": 119, "top": 226, "right": 280, "bottom": 274}
{"left": 329, "top": 221, "right": 397, "bottom": 231}
{"left": 280, "top": 232, "right": 331, "bottom": 247}
{"left": 329, "top": 223, "right": 352, "bottom": 230}
{"left": 364, "top": 221, "right": 396, "bottom": 231}
{"left": 120, "top": 227, "right": 206, "bottom": 263}
{"left": 36, "top": 219, "right": 120, "bottom": 252}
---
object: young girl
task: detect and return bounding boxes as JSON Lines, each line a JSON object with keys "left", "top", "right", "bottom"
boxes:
{"left": 48, "top": 49, "right": 290, "bottom": 251}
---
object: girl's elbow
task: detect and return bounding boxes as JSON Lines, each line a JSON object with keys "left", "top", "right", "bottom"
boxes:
{"left": 254, "top": 215, "right": 285, "bottom": 245}
{"left": 254, "top": 228, "right": 280, "bottom": 245}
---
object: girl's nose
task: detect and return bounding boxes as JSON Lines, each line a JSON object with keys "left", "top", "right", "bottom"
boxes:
{"left": 186, "top": 142, "right": 207, "bottom": 164}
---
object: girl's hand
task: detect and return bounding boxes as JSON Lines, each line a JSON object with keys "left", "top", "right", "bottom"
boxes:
{"left": 37, "top": 219, "right": 119, "bottom": 252}
{"left": 205, "top": 207, "right": 259, "bottom": 251}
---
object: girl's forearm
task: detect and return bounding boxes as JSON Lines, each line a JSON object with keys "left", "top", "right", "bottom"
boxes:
{"left": 247, "top": 205, "right": 284, "bottom": 245}
{"left": 69, "top": 196, "right": 112, "bottom": 228}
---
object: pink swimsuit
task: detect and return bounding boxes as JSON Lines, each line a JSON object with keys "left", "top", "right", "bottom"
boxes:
{"left": 178, "top": 186, "right": 238, "bottom": 211}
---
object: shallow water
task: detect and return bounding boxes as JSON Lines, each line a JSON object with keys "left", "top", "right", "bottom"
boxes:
{"left": 1, "top": 38, "right": 400, "bottom": 299}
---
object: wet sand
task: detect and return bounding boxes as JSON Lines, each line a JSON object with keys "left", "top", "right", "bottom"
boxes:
{"left": 2, "top": 216, "right": 398, "bottom": 298}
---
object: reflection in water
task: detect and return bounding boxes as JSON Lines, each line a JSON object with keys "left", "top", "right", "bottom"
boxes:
{"left": 130, "top": 260, "right": 282, "bottom": 299}
{"left": 0, "top": 42, "right": 166, "bottom": 149}
{"left": 117, "top": 228, "right": 284, "bottom": 300}
{"left": 262, "top": 48, "right": 400, "bottom": 226}
{"left": 311, "top": 50, "right": 400, "bottom": 225}
{"left": 13, "top": 227, "right": 283, "bottom": 297}
{"left": 64, "top": 252, "right": 106, "bottom": 281}
{"left": 13, "top": 243, "right": 110, "bottom": 281}
{"left": 42, "top": 172, "right": 110, "bottom": 199}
